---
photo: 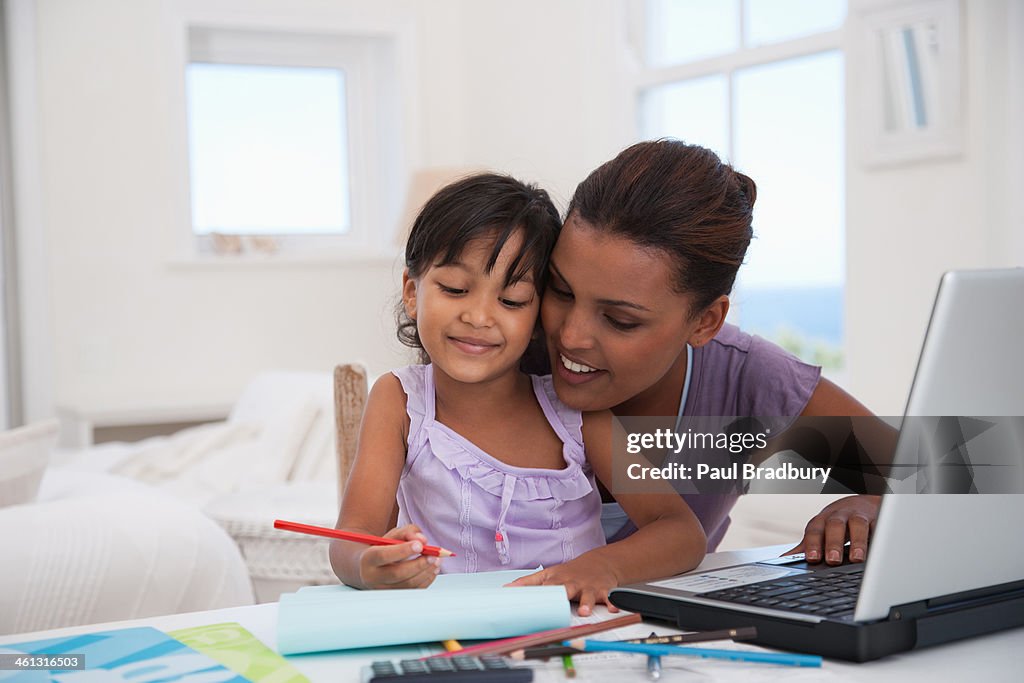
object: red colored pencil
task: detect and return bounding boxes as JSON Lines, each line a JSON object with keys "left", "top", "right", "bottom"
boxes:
{"left": 425, "top": 613, "right": 643, "bottom": 659}
{"left": 273, "top": 519, "right": 456, "bottom": 558}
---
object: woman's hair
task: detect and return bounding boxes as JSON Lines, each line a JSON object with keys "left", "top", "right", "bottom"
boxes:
{"left": 567, "top": 139, "right": 756, "bottom": 313}
{"left": 397, "top": 172, "right": 562, "bottom": 354}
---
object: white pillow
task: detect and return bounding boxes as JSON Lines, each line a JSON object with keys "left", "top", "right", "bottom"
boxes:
{"left": 0, "top": 419, "right": 58, "bottom": 508}
{"left": 287, "top": 401, "right": 336, "bottom": 482}
{"left": 227, "top": 371, "right": 335, "bottom": 485}
{"left": 228, "top": 372, "right": 332, "bottom": 425}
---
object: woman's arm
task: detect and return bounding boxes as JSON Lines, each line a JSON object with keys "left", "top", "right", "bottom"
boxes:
{"left": 329, "top": 373, "right": 440, "bottom": 589}
{"left": 785, "top": 378, "right": 897, "bottom": 565}
{"left": 509, "top": 410, "right": 706, "bottom": 615}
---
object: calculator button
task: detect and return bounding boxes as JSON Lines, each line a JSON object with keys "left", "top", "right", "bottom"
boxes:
{"left": 451, "top": 656, "right": 481, "bottom": 670}
{"left": 426, "top": 658, "right": 456, "bottom": 672}
{"left": 480, "top": 655, "right": 510, "bottom": 668}
{"left": 366, "top": 656, "right": 532, "bottom": 682}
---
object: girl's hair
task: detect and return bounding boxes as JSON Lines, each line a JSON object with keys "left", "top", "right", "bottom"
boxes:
{"left": 397, "top": 172, "right": 562, "bottom": 354}
{"left": 567, "top": 139, "right": 756, "bottom": 314}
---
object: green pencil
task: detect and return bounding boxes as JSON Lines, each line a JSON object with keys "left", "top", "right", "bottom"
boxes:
{"left": 561, "top": 653, "right": 576, "bottom": 678}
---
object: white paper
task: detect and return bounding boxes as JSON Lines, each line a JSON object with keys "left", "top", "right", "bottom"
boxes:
{"left": 649, "top": 565, "right": 807, "bottom": 593}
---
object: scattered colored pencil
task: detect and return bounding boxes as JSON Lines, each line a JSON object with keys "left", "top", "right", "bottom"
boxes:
{"left": 442, "top": 639, "right": 463, "bottom": 652}
{"left": 511, "top": 626, "right": 758, "bottom": 660}
{"left": 273, "top": 519, "right": 456, "bottom": 558}
{"left": 424, "top": 613, "right": 643, "bottom": 659}
{"left": 563, "top": 639, "right": 823, "bottom": 668}
{"left": 561, "top": 654, "right": 576, "bottom": 678}
{"left": 631, "top": 627, "right": 757, "bottom": 646}
{"left": 646, "top": 655, "right": 662, "bottom": 681}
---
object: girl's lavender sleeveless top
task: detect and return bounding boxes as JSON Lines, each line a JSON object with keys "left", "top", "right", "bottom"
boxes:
{"left": 393, "top": 364, "right": 605, "bottom": 573}
{"left": 604, "top": 324, "right": 822, "bottom": 550}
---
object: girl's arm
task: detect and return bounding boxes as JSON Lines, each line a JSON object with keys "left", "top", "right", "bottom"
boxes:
{"left": 509, "top": 410, "right": 706, "bottom": 615}
{"left": 329, "top": 373, "right": 440, "bottom": 589}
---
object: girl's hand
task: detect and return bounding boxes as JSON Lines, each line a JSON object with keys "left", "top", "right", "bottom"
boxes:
{"left": 358, "top": 524, "right": 441, "bottom": 589}
{"left": 505, "top": 556, "right": 622, "bottom": 616}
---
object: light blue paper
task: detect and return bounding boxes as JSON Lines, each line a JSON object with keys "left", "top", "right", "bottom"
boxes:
{"left": 294, "top": 568, "right": 537, "bottom": 598}
{"left": 277, "top": 575, "right": 569, "bottom": 655}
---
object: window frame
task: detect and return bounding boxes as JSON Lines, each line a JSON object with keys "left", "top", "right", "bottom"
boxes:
{"left": 632, "top": 1, "right": 847, "bottom": 369}
{"left": 164, "top": 5, "right": 414, "bottom": 264}
{"left": 635, "top": 18, "right": 843, "bottom": 163}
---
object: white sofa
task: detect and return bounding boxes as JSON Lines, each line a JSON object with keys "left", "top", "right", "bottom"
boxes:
{"left": 0, "top": 371, "right": 350, "bottom": 635}
{"left": 0, "top": 421, "right": 256, "bottom": 635}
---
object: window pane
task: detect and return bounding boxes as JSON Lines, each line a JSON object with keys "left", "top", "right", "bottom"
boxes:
{"left": 639, "top": 76, "right": 730, "bottom": 162}
{"left": 744, "top": 0, "right": 846, "bottom": 48}
{"left": 646, "top": 0, "right": 739, "bottom": 66}
{"left": 731, "top": 51, "right": 844, "bottom": 368}
{"left": 186, "top": 63, "right": 350, "bottom": 235}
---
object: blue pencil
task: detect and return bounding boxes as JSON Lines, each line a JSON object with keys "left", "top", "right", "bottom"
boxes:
{"left": 563, "top": 639, "right": 822, "bottom": 668}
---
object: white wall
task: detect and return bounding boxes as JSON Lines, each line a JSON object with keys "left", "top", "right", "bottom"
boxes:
{"left": 7, "top": 0, "right": 1021, "bottom": 425}
{"left": 844, "top": 0, "right": 1023, "bottom": 414}
{"left": 9, "top": 0, "right": 631, "bottom": 424}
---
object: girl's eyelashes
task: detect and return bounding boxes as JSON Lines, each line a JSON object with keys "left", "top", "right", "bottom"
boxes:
{"left": 437, "top": 281, "right": 533, "bottom": 309}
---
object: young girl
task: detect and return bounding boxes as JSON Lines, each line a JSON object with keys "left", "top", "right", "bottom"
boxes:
{"left": 329, "top": 173, "right": 705, "bottom": 615}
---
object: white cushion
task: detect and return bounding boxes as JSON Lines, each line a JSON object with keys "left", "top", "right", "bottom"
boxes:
{"left": 0, "top": 420, "right": 58, "bottom": 508}
{"left": 226, "top": 371, "right": 337, "bottom": 486}
{"left": 0, "top": 482, "right": 254, "bottom": 635}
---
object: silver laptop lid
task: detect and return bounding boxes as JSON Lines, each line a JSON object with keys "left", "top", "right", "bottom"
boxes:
{"left": 904, "top": 268, "right": 1024, "bottom": 417}
{"left": 855, "top": 268, "right": 1024, "bottom": 621}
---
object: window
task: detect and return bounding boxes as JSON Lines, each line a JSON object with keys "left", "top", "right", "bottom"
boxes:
{"left": 639, "top": 0, "right": 847, "bottom": 370}
{"left": 184, "top": 27, "right": 401, "bottom": 256}
{"left": 187, "top": 63, "right": 351, "bottom": 237}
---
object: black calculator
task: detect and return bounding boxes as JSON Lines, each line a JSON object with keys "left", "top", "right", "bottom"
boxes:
{"left": 361, "top": 654, "right": 533, "bottom": 682}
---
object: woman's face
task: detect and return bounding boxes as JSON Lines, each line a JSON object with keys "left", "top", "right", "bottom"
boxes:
{"left": 541, "top": 214, "right": 703, "bottom": 414}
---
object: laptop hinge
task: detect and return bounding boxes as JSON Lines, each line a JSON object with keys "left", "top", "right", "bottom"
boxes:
{"left": 886, "top": 579, "right": 1024, "bottom": 622}
{"left": 886, "top": 600, "right": 928, "bottom": 622}
{"left": 926, "top": 578, "right": 1024, "bottom": 610}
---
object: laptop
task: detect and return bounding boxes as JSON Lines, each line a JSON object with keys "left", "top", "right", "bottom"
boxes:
{"left": 609, "top": 268, "right": 1024, "bottom": 661}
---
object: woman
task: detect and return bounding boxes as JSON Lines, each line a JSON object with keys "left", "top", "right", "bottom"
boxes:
{"left": 540, "top": 139, "right": 885, "bottom": 567}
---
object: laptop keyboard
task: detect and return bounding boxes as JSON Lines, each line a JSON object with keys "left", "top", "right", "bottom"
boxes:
{"left": 703, "top": 565, "right": 864, "bottom": 619}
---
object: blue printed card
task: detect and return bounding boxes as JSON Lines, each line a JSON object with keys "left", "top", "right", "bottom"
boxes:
{"left": 0, "top": 626, "right": 248, "bottom": 682}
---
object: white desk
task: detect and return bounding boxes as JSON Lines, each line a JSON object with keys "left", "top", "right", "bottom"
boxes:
{"left": 2, "top": 545, "right": 1021, "bottom": 681}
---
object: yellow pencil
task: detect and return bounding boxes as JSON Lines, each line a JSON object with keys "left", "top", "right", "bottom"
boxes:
{"left": 442, "top": 639, "right": 463, "bottom": 653}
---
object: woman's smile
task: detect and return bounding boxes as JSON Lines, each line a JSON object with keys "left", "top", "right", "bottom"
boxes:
{"left": 554, "top": 351, "right": 606, "bottom": 387}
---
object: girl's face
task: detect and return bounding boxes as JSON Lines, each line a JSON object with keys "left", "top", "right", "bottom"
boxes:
{"left": 403, "top": 231, "right": 540, "bottom": 386}
{"left": 541, "top": 215, "right": 712, "bottom": 414}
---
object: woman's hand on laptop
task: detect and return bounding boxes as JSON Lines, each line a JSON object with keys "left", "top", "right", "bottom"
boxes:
{"left": 784, "top": 495, "right": 881, "bottom": 565}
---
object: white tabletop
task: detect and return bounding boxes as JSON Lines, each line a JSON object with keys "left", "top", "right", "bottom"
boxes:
{"left": 3, "top": 545, "right": 1021, "bottom": 681}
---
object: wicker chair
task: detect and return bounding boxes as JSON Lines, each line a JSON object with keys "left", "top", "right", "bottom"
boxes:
{"left": 333, "top": 362, "right": 368, "bottom": 500}
{"left": 204, "top": 364, "right": 369, "bottom": 602}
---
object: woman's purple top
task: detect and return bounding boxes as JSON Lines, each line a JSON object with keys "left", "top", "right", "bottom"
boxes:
{"left": 603, "top": 323, "right": 822, "bottom": 550}
{"left": 393, "top": 364, "right": 605, "bottom": 573}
